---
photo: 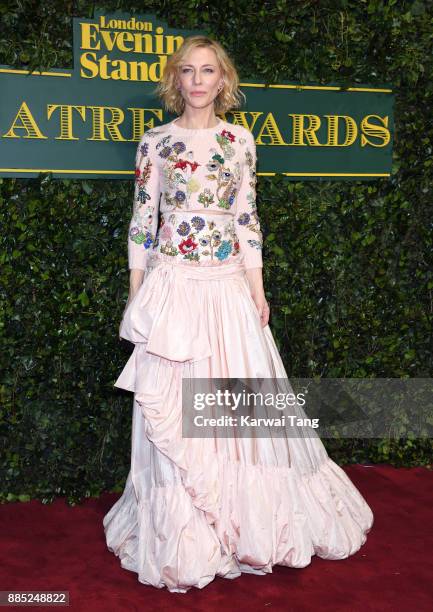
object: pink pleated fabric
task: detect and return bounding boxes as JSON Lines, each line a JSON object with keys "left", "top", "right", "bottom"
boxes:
{"left": 103, "top": 251, "right": 374, "bottom": 593}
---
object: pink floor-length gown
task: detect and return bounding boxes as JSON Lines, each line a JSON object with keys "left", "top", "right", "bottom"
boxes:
{"left": 103, "top": 116, "right": 374, "bottom": 593}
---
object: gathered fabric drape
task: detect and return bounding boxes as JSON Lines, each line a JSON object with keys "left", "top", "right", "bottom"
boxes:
{"left": 103, "top": 252, "right": 374, "bottom": 593}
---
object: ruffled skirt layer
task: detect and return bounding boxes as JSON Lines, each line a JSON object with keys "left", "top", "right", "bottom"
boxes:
{"left": 103, "top": 252, "right": 374, "bottom": 593}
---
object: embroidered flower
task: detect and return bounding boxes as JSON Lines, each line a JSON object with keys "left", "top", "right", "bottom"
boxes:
{"left": 129, "top": 227, "right": 154, "bottom": 249}
{"left": 143, "top": 232, "right": 154, "bottom": 249}
{"left": 177, "top": 221, "right": 191, "bottom": 236}
{"left": 221, "top": 129, "right": 236, "bottom": 143}
{"left": 191, "top": 216, "right": 206, "bottom": 230}
{"left": 135, "top": 167, "right": 141, "bottom": 178}
{"left": 215, "top": 240, "right": 233, "bottom": 260}
{"left": 140, "top": 142, "right": 149, "bottom": 156}
{"left": 187, "top": 177, "right": 200, "bottom": 193}
{"left": 172, "top": 141, "right": 187, "bottom": 154}
{"left": 174, "top": 159, "right": 189, "bottom": 171}
{"left": 216, "top": 130, "right": 235, "bottom": 159}
{"left": 237, "top": 212, "right": 251, "bottom": 225}
{"left": 205, "top": 138, "right": 237, "bottom": 206}
{"left": 137, "top": 187, "right": 150, "bottom": 204}
{"left": 175, "top": 190, "right": 186, "bottom": 202}
{"left": 206, "top": 161, "right": 219, "bottom": 172}
{"left": 197, "top": 188, "right": 215, "bottom": 207}
{"left": 159, "top": 146, "right": 172, "bottom": 158}
{"left": 179, "top": 236, "right": 198, "bottom": 254}
{"left": 174, "top": 158, "right": 200, "bottom": 172}
{"left": 160, "top": 240, "right": 179, "bottom": 257}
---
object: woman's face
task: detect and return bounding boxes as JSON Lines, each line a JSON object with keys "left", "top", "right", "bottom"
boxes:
{"left": 176, "top": 46, "right": 223, "bottom": 111}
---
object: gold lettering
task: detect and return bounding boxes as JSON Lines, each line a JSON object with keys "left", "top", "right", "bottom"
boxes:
{"left": 132, "top": 32, "right": 155, "bottom": 54}
{"left": 229, "top": 111, "right": 263, "bottom": 133}
{"left": 288, "top": 114, "right": 321, "bottom": 146}
{"left": 323, "top": 115, "right": 358, "bottom": 146}
{"left": 80, "top": 23, "right": 100, "bottom": 50}
{"left": 87, "top": 106, "right": 127, "bottom": 141}
{"left": 96, "top": 55, "right": 110, "bottom": 79}
{"left": 165, "top": 34, "right": 184, "bottom": 55}
{"left": 99, "top": 15, "right": 153, "bottom": 32}
{"left": 81, "top": 19, "right": 183, "bottom": 57}
{"left": 79, "top": 53, "right": 165, "bottom": 81}
{"left": 126, "top": 60, "right": 148, "bottom": 81}
{"left": 80, "top": 52, "right": 99, "bottom": 78}
{"left": 3, "top": 102, "right": 48, "bottom": 139}
{"left": 360, "top": 115, "right": 390, "bottom": 147}
{"left": 109, "top": 59, "right": 130, "bottom": 81}
{"left": 116, "top": 32, "right": 135, "bottom": 52}
{"left": 47, "top": 105, "right": 86, "bottom": 140}
{"left": 154, "top": 26, "right": 166, "bottom": 54}
{"left": 255, "top": 113, "right": 286, "bottom": 145}
{"left": 148, "top": 55, "right": 167, "bottom": 81}
{"left": 100, "top": 30, "right": 118, "bottom": 52}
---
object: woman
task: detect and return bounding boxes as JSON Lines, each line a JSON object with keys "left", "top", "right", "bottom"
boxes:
{"left": 103, "top": 35, "right": 374, "bottom": 593}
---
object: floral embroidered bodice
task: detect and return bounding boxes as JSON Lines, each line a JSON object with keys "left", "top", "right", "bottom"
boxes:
{"left": 128, "top": 117, "right": 263, "bottom": 270}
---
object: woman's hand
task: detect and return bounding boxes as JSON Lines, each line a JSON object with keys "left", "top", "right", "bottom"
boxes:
{"left": 251, "top": 289, "right": 270, "bottom": 327}
{"left": 245, "top": 267, "right": 270, "bottom": 327}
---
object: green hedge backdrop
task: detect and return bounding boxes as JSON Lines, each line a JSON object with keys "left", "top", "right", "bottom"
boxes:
{"left": 1, "top": 0, "right": 432, "bottom": 504}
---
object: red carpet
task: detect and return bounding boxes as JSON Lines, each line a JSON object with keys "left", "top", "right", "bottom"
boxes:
{"left": 1, "top": 464, "right": 432, "bottom": 611}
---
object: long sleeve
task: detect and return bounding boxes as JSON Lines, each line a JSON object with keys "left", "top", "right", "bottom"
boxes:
{"left": 127, "top": 133, "right": 160, "bottom": 270}
{"left": 235, "top": 129, "right": 263, "bottom": 269}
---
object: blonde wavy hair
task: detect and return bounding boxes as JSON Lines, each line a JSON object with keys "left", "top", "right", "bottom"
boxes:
{"left": 154, "top": 35, "right": 246, "bottom": 117}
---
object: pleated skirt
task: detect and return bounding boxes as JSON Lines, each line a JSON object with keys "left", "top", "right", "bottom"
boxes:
{"left": 103, "top": 251, "right": 374, "bottom": 593}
